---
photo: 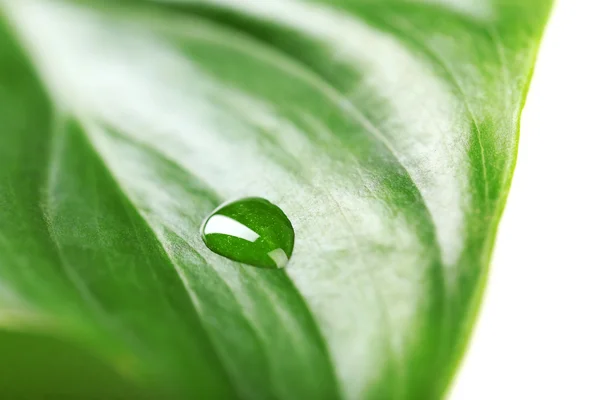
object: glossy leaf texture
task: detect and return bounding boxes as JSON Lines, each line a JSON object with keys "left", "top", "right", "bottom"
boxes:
{"left": 0, "top": 0, "right": 552, "bottom": 398}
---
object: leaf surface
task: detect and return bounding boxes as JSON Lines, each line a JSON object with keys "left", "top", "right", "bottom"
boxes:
{"left": 0, "top": 0, "right": 552, "bottom": 398}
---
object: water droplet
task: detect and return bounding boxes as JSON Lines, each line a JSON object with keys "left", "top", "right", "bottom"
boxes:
{"left": 201, "top": 197, "right": 294, "bottom": 269}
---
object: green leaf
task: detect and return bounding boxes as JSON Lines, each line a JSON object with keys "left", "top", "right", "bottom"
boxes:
{"left": 0, "top": 0, "right": 552, "bottom": 398}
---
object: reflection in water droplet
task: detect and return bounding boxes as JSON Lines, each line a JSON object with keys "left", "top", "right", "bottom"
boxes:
{"left": 201, "top": 197, "right": 294, "bottom": 269}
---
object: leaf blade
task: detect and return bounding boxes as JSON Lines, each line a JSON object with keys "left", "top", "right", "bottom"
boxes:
{"left": 0, "top": 0, "right": 553, "bottom": 398}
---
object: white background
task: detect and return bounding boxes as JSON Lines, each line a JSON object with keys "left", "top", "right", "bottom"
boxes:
{"left": 451, "top": 0, "right": 600, "bottom": 398}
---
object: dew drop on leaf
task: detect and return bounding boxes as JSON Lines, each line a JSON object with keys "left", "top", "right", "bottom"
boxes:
{"left": 201, "top": 197, "right": 294, "bottom": 269}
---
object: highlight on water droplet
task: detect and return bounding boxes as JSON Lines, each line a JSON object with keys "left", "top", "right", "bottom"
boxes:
{"left": 201, "top": 197, "right": 294, "bottom": 269}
